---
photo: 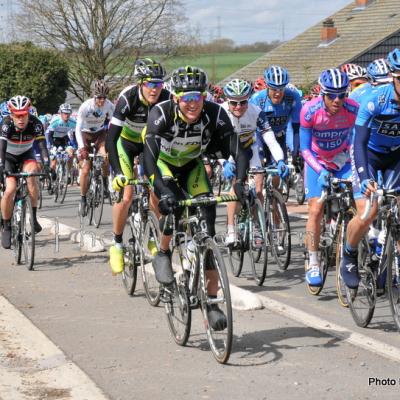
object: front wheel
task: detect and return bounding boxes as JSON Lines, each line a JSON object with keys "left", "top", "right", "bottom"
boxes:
{"left": 121, "top": 224, "right": 139, "bottom": 296}
{"left": 21, "top": 196, "right": 36, "bottom": 270}
{"left": 200, "top": 238, "right": 233, "bottom": 364}
{"left": 295, "top": 174, "right": 305, "bottom": 205}
{"left": 92, "top": 176, "right": 104, "bottom": 228}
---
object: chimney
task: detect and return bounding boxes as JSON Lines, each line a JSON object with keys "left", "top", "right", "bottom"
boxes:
{"left": 355, "top": 0, "right": 373, "bottom": 7}
{"left": 320, "top": 18, "right": 337, "bottom": 44}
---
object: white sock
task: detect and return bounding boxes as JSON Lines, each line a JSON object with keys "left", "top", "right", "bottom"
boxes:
{"left": 309, "top": 251, "right": 319, "bottom": 266}
{"left": 114, "top": 242, "right": 123, "bottom": 249}
{"left": 227, "top": 225, "right": 234, "bottom": 233}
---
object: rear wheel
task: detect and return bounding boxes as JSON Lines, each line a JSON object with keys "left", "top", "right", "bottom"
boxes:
{"left": 295, "top": 174, "right": 305, "bottom": 205}
{"left": 200, "top": 238, "right": 233, "bottom": 364}
{"left": 121, "top": 223, "right": 139, "bottom": 296}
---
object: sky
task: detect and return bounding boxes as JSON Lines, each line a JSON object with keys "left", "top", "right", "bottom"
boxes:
{"left": 183, "top": 0, "right": 352, "bottom": 45}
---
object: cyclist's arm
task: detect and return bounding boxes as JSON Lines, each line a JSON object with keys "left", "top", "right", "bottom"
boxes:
{"left": 35, "top": 121, "right": 50, "bottom": 164}
{"left": 257, "top": 110, "right": 284, "bottom": 162}
{"left": 300, "top": 125, "right": 323, "bottom": 173}
{"left": 45, "top": 126, "right": 54, "bottom": 148}
{"left": 353, "top": 124, "right": 370, "bottom": 182}
{"left": 0, "top": 136, "right": 6, "bottom": 166}
{"left": 292, "top": 122, "right": 300, "bottom": 157}
{"left": 75, "top": 108, "right": 85, "bottom": 149}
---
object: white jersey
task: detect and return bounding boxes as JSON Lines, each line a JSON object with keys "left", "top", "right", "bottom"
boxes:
{"left": 221, "top": 101, "right": 284, "bottom": 167}
{"left": 75, "top": 98, "right": 115, "bottom": 149}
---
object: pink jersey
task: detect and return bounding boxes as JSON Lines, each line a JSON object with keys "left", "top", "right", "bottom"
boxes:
{"left": 300, "top": 96, "right": 358, "bottom": 172}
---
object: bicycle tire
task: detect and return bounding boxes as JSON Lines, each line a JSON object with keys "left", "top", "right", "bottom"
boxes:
{"left": 59, "top": 165, "right": 70, "bottom": 204}
{"left": 281, "top": 179, "right": 290, "bottom": 202}
{"left": 295, "top": 174, "right": 305, "bottom": 205}
{"left": 266, "top": 189, "right": 291, "bottom": 270}
{"left": 12, "top": 201, "right": 22, "bottom": 264}
{"left": 346, "top": 237, "right": 376, "bottom": 328}
{"left": 53, "top": 167, "right": 60, "bottom": 202}
{"left": 21, "top": 196, "right": 35, "bottom": 270}
{"left": 386, "top": 236, "right": 400, "bottom": 331}
{"left": 249, "top": 198, "right": 268, "bottom": 286}
{"left": 200, "top": 238, "right": 233, "bottom": 364}
{"left": 227, "top": 214, "right": 244, "bottom": 277}
{"left": 141, "top": 211, "right": 162, "bottom": 307}
{"left": 121, "top": 223, "right": 138, "bottom": 296}
{"left": 38, "top": 177, "right": 43, "bottom": 209}
{"left": 92, "top": 176, "right": 104, "bottom": 228}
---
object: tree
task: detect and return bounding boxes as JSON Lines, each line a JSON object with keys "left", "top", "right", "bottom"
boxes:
{"left": 17, "top": 0, "right": 187, "bottom": 100}
{"left": 0, "top": 42, "right": 69, "bottom": 114}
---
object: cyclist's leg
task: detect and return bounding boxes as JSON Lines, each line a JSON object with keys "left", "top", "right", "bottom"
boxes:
{"left": 1, "top": 154, "right": 18, "bottom": 248}
{"left": 96, "top": 130, "right": 109, "bottom": 190}
{"left": 78, "top": 133, "right": 92, "bottom": 209}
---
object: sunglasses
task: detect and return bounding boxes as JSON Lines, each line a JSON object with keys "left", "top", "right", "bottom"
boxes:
{"left": 143, "top": 81, "right": 163, "bottom": 89}
{"left": 178, "top": 92, "right": 204, "bottom": 103}
{"left": 228, "top": 99, "right": 248, "bottom": 107}
{"left": 326, "top": 92, "right": 347, "bottom": 100}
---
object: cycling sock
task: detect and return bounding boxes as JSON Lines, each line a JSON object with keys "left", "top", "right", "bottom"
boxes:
{"left": 344, "top": 241, "right": 357, "bottom": 256}
{"left": 81, "top": 195, "right": 86, "bottom": 200}
{"left": 114, "top": 233, "right": 123, "bottom": 244}
{"left": 2, "top": 219, "right": 10, "bottom": 229}
{"left": 32, "top": 207, "right": 37, "bottom": 220}
{"left": 309, "top": 251, "right": 319, "bottom": 265}
{"left": 227, "top": 225, "right": 234, "bottom": 233}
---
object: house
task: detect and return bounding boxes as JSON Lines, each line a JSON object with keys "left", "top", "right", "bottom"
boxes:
{"left": 222, "top": 0, "right": 400, "bottom": 87}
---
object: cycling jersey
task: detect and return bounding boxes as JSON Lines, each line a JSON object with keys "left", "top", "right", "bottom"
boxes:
{"left": 107, "top": 85, "right": 170, "bottom": 176}
{"left": 250, "top": 86, "right": 301, "bottom": 139}
{"left": 143, "top": 100, "right": 249, "bottom": 197}
{"left": 300, "top": 96, "right": 358, "bottom": 173}
{"left": 75, "top": 98, "right": 115, "bottom": 149}
{"left": 349, "top": 82, "right": 374, "bottom": 105}
{"left": 353, "top": 83, "right": 400, "bottom": 183}
{"left": 0, "top": 115, "right": 49, "bottom": 166}
{"left": 46, "top": 116, "right": 77, "bottom": 147}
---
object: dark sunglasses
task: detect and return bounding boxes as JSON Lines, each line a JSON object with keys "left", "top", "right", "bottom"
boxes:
{"left": 228, "top": 99, "right": 248, "bottom": 107}
{"left": 143, "top": 81, "right": 163, "bottom": 89}
{"left": 178, "top": 92, "right": 204, "bottom": 103}
{"left": 326, "top": 92, "right": 346, "bottom": 100}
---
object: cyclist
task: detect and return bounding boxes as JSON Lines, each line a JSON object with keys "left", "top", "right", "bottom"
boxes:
{"left": 0, "top": 96, "right": 50, "bottom": 249}
{"left": 340, "top": 48, "right": 400, "bottom": 288}
{"left": 221, "top": 78, "right": 288, "bottom": 245}
{"left": 106, "top": 58, "right": 170, "bottom": 274}
{"left": 142, "top": 66, "right": 249, "bottom": 330}
{"left": 300, "top": 69, "right": 358, "bottom": 286}
{"left": 46, "top": 103, "right": 77, "bottom": 182}
{"left": 250, "top": 65, "right": 301, "bottom": 169}
{"left": 253, "top": 77, "right": 267, "bottom": 92}
{"left": 76, "top": 79, "right": 115, "bottom": 214}
{"left": 340, "top": 63, "right": 368, "bottom": 93}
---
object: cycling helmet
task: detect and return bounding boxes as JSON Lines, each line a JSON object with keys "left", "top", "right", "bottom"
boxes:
{"left": 170, "top": 66, "right": 208, "bottom": 94}
{"left": 209, "top": 84, "right": 224, "bottom": 98}
{"left": 367, "top": 58, "right": 391, "bottom": 83}
{"left": 134, "top": 58, "right": 166, "bottom": 82}
{"left": 264, "top": 65, "right": 289, "bottom": 89}
{"left": 318, "top": 68, "right": 349, "bottom": 94}
{"left": 223, "top": 79, "right": 252, "bottom": 99}
{"left": 7, "top": 95, "right": 31, "bottom": 115}
{"left": 59, "top": 103, "right": 72, "bottom": 114}
{"left": 387, "top": 48, "right": 400, "bottom": 72}
{"left": 253, "top": 77, "right": 267, "bottom": 92}
{"left": 93, "top": 79, "right": 110, "bottom": 97}
{"left": 340, "top": 63, "right": 367, "bottom": 81}
{"left": 310, "top": 84, "right": 321, "bottom": 97}
{"left": 0, "top": 101, "right": 10, "bottom": 117}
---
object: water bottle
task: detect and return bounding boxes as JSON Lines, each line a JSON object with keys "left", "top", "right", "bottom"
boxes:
{"left": 147, "top": 236, "right": 158, "bottom": 257}
{"left": 376, "top": 229, "right": 386, "bottom": 258}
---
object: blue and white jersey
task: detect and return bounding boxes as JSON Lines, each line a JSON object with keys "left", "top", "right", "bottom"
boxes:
{"left": 356, "top": 83, "right": 400, "bottom": 153}
{"left": 46, "top": 116, "right": 76, "bottom": 139}
{"left": 349, "top": 82, "right": 375, "bottom": 105}
{"left": 250, "top": 86, "right": 301, "bottom": 139}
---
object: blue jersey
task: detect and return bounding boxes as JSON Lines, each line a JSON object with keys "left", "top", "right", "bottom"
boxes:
{"left": 355, "top": 83, "right": 400, "bottom": 153}
{"left": 46, "top": 116, "right": 77, "bottom": 148}
{"left": 349, "top": 83, "right": 374, "bottom": 105}
{"left": 250, "top": 86, "right": 301, "bottom": 139}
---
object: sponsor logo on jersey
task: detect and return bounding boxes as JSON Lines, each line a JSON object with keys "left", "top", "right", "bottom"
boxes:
{"left": 378, "top": 121, "right": 400, "bottom": 137}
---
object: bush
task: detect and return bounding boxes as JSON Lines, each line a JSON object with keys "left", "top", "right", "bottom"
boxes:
{"left": 0, "top": 42, "right": 69, "bottom": 114}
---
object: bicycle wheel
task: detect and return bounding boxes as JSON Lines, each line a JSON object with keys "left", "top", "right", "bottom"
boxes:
{"left": 121, "top": 223, "right": 138, "bottom": 296}
{"left": 199, "top": 238, "right": 233, "bottom": 364}
{"left": 295, "top": 174, "right": 305, "bottom": 205}
{"left": 227, "top": 215, "right": 244, "bottom": 277}
{"left": 92, "top": 176, "right": 104, "bottom": 228}
{"left": 59, "top": 165, "right": 70, "bottom": 204}
{"left": 281, "top": 179, "right": 290, "bottom": 202}
{"left": 141, "top": 211, "right": 162, "bottom": 306}
{"left": 53, "top": 166, "right": 60, "bottom": 202}
{"left": 12, "top": 201, "right": 22, "bottom": 264}
{"left": 266, "top": 189, "right": 291, "bottom": 270}
{"left": 386, "top": 236, "right": 400, "bottom": 331}
{"left": 38, "top": 177, "right": 43, "bottom": 209}
{"left": 165, "top": 244, "right": 191, "bottom": 346}
{"left": 21, "top": 196, "right": 35, "bottom": 270}
{"left": 249, "top": 199, "right": 268, "bottom": 286}
{"left": 346, "top": 237, "right": 376, "bottom": 328}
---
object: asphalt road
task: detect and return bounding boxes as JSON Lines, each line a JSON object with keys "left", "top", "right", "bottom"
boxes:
{"left": 1, "top": 186, "right": 400, "bottom": 400}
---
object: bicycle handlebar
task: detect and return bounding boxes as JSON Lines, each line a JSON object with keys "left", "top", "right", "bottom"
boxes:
{"left": 317, "top": 178, "right": 353, "bottom": 204}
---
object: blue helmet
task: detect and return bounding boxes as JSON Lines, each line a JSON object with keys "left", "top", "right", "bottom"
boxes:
{"left": 318, "top": 68, "right": 349, "bottom": 94}
{"left": 387, "top": 48, "right": 400, "bottom": 72}
{"left": 264, "top": 65, "right": 289, "bottom": 89}
{"left": 0, "top": 101, "right": 10, "bottom": 118}
{"left": 367, "top": 58, "right": 391, "bottom": 83}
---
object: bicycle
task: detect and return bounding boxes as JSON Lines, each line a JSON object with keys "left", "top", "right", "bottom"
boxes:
{"left": 52, "top": 146, "right": 71, "bottom": 204}
{"left": 304, "top": 178, "right": 353, "bottom": 304}
{"left": 78, "top": 144, "right": 106, "bottom": 228}
{"left": 263, "top": 166, "right": 291, "bottom": 271}
{"left": 163, "top": 194, "right": 237, "bottom": 364}
{"left": 5, "top": 171, "right": 46, "bottom": 270}
{"left": 117, "top": 179, "right": 162, "bottom": 306}
{"left": 228, "top": 168, "right": 268, "bottom": 285}
{"left": 345, "top": 178, "right": 400, "bottom": 330}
